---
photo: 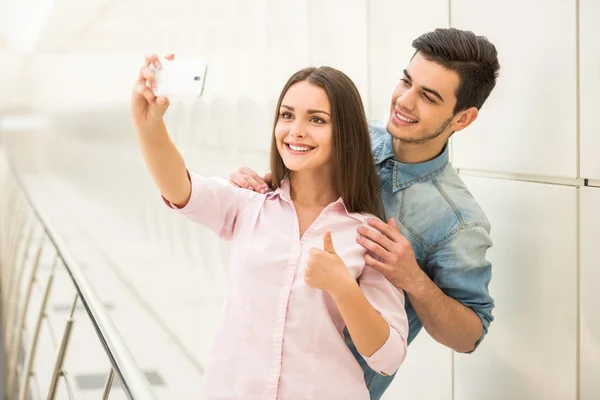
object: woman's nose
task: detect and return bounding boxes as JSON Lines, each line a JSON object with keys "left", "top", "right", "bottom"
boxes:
{"left": 289, "top": 121, "right": 306, "bottom": 138}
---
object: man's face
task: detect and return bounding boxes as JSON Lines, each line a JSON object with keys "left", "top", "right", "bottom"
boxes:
{"left": 387, "top": 52, "right": 461, "bottom": 144}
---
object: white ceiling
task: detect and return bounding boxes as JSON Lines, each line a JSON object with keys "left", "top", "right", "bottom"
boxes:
{"left": 0, "top": 0, "right": 306, "bottom": 113}
{"left": 31, "top": 0, "right": 255, "bottom": 54}
{"left": 0, "top": 0, "right": 224, "bottom": 112}
{"left": 32, "top": 0, "right": 116, "bottom": 52}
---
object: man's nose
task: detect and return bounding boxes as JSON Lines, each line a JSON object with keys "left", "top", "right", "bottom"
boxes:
{"left": 396, "top": 89, "right": 417, "bottom": 112}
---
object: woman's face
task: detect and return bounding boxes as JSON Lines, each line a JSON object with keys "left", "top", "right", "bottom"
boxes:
{"left": 275, "top": 81, "right": 333, "bottom": 175}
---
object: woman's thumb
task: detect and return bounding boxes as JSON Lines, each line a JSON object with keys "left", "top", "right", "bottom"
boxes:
{"left": 156, "top": 96, "right": 169, "bottom": 107}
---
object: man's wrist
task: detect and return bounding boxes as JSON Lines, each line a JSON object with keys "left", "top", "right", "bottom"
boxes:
{"left": 403, "top": 267, "right": 436, "bottom": 299}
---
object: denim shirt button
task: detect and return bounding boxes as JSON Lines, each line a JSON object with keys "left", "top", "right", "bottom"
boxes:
{"left": 387, "top": 160, "right": 394, "bottom": 167}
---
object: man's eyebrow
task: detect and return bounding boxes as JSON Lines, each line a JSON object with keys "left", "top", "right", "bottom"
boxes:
{"left": 403, "top": 69, "right": 445, "bottom": 102}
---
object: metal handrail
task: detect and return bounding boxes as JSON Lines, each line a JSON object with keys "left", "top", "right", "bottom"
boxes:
{"left": 0, "top": 146, "right": 158, "bottom": 400}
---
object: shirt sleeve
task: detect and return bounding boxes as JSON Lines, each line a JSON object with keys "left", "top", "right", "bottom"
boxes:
{"left": 367, "top": 120, "right": 386, "bottom": 153}
{"left": 162, "top": 169, "right": 253, "bottom": 240}
{"left": 426, "top": 224, "right": 495, "bottom": 352}
{"left": 356, "top": 265, "right": 409, "bottom": 377}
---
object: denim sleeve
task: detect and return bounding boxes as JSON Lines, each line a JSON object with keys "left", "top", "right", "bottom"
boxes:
{"left": 426, "top": 224, "right": 495, "bottom": 352}
{"left": 368, "top": 120, "right": 385, "bottom": 153}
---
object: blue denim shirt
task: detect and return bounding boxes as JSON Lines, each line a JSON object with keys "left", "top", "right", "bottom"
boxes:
{"left": 345, "top": 121, "right": 495, "bottom": 399}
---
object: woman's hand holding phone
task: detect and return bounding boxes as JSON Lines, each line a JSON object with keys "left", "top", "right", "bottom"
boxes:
{"left": 131, "top": 53, "right": 174, "bottom": 128}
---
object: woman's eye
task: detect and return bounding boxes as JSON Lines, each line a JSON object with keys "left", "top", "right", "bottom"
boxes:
{"left": 281, "top": 112, "right": 293, "bottom": 119}
{"left": 310, "top": 117, "right": 325, "bottom": 124}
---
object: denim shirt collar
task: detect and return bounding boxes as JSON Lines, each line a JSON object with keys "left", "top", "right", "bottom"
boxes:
{"left": 373, "top": 134, "right": 449, "bottom": 192}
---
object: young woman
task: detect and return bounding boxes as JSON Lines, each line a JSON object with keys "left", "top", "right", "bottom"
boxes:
{"left": 131, "top": 54, "right": 408, "bottom": 399}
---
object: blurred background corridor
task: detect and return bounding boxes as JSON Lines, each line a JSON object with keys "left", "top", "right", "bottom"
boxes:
{"left": 0, "top": 0, "right": 599, "bottom": 399}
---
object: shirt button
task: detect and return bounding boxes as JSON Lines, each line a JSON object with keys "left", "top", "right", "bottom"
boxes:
{"left": 274, "top": 367, "right": 280, "bottom": 374}
{"left": 387, "top": 160, "right": 394, "bottom": 167}
{"left": 283, "top": 286, "right": 290, "bottom": 292}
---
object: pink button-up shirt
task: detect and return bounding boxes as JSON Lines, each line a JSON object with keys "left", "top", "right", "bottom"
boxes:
{"left": 165, "top": 170, "right": 409, "bottom": 399}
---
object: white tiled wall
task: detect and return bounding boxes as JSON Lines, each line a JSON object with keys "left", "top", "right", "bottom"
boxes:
{"left": 580, "top": 187, "right": 600, "bottom": 400}
{"left": 307, "top": 0, "right": 370, "bottom": 106}
{"left": 453, "top": 176, "right": 578, "bottom": 400}
{"left": 382, "top": 332, "right": 452, "bottom": 400}
{"left": 445, "top": 1, "right": 596, "bottom": 399}
{"left": 449, "top": 0, "right": 578, "bottom": 178}
{"left": 579, "top": 0, "right": 600, "bottom": 181}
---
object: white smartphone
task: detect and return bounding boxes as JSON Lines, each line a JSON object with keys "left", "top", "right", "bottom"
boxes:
{"left": 152, "top": 59, "right": 208, "bottom": 98}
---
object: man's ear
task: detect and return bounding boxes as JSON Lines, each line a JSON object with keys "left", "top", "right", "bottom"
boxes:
{"left": 451, "top": 107, "right": 479, "bottom": 132}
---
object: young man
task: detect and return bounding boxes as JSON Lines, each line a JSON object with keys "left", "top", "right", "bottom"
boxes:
{"left": 229, "top": 28, "right": 500, "bottom": 399}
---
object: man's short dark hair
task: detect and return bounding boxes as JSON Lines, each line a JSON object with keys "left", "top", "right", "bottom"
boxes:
{"left": 412, "top": 28, "right": 500, "bottom": 114}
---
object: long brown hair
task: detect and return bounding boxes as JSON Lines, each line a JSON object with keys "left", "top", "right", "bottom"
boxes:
{"left": 269, "top": 66, "right": 384, "bottom": 220}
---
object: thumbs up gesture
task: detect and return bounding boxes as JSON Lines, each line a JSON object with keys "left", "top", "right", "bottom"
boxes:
{"left": 305, "top": 230, "right": 355, "bottom": 296}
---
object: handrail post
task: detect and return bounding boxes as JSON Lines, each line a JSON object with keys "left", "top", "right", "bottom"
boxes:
{"left": 5, "top": 204, "right": 27, "bottom": 305}
{"left": 0, "top": 185, "right": 18, "bottom": 270}
{"left": 3, "top": 194, "right": 25, "bottom": 297}
{"left": 4, "top": 221, "right": 35, "bottom": 357}
{"left": 46, "top": 293, "right": 78, "bottom": 400}
{"left": 17, "top": 253, "right": 58, "bottom": 400}
{"left": 102, "top": 368, "right": 116, "bottom": 400}
{"left": 6, "top": 237, "right": 49, "bottom": 398}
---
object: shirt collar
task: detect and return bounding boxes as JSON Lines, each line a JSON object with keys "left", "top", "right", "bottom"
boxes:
{"left": 266, "top": 178, "right": 292, "bottom": 202}
{"left": 372, "top": 133, "right": 449, "bottom": 192}
{"left": 266, "top": 178, "right": 368, "bottom": 223}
